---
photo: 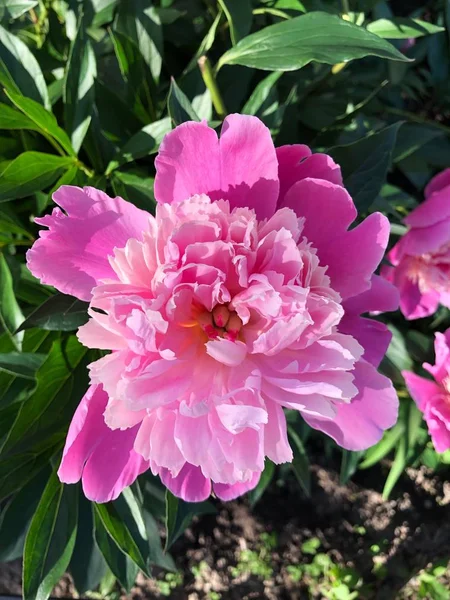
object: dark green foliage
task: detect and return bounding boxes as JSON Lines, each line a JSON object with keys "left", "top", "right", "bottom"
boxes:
{"left": 0, "top": 1, "right": 448, "bottom": 598}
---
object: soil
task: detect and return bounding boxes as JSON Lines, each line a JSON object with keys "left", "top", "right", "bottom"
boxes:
{"left": 1, "top": 459, "right": 449, "bottom": 600}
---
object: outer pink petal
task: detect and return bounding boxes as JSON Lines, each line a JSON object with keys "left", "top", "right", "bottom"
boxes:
{"left": 402, "top": 371, "right": 442, "bottom": 411}
{"left": 396, "top": 220, "right": 450, "bottom": 256}
{"left": 27, "top": 186, "right": 150, "bottom": 301}
{"left": 424, "top": 331, "right": 450, "bottom": 383}
{"left": 276, "top": 145, "right": 342, "bottom": 208}
{"left": 319, "top": 212, "right": 390, "bottom": 300}
{"left": 159, "top": 463, "right": 212, "bottom": 502}
{"left": 264, "top": 400, "right": 293, "bottom": 463}
{"left": 424, "top": 168, "right": 450, "bottom": 198}
{"left": 404, "top": 186, "right": 450, "bottom": 228}
{"left": 302, "top": 361, "right": 398, "bottom": 451}
{"left": 339, "top": 317, "right": 392, "bottom": 367}
{"left": 213, "top": 471, "right": 261, "bottom": 501}
{"left": 425, "top": 400, "right": 450, "bottom": 453}
{"left": 343, "top": 275, "right": 399, "bottom": 315}
{"left": 154, "top": 115, "right": 279, "bottom": 219}
{"left": 280, "top": 178, "right": 356, "bottom": 246}
{"left": 340, "top": 276, "right": 399, "bottom": 367}
{"left": 58, "top": 385, "right": 148, "bottom": 502}
{"left": 398, "top": 274, "right": 440, "bottom": 320}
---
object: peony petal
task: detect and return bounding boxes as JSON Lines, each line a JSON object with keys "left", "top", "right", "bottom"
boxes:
{"left": 264, "top": 400, "right": 293, "bottom": 463}
{"left": 280, "top": 178, "right": 356, "bottom": 245}
{"left": 424, "top": 331, "right": 450, "bottom": 383}
{"left": 404, "top": 184, "right": 450, "bottom": 228}
{"left": 213, "top": 471, "right": 261, "bottom": 501}
{"left": 276, "top": 145, "right": 342, "bottom": 208}
{"left": 58, "top": 385, "right": 148, "bottom": 502}
{"left": 27, "top": 186, "right": 150, "bottom": 301}
{"left": 318, "top": 212, "right": 390, "bottom": 300}
{"left": 159, "top": 463, "right": 212, "bottom": 502}
{"left": 303, "top": 361, "right": 398, "bottom": 451}
{"left": 396, "top": 219, "right": 450, "bottom": 257}
{"left": 154, "top": 114, "right": 279, "bottom": 219}
{"left": 206, "top": 338, "right": 247, "bottom": 366}
{"left": 402, "top": 371, "right": 442, "bottom": 411}
{"left": 424, "top": 168, "right": 450, "bottom": 198}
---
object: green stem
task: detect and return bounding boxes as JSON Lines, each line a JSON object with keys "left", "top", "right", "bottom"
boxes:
{"left": 43, "top": 133, "right": 66, "bottom": 157}
{"left": 198, "top": 55, "right": 227, "bottom": 120}
{"left": 75, "top": 160, "right": 95, "bottom": 178}
{"left": 385, "top": 106, "right": 450, "bottom": 136}
{"left": 341, "top": 0, "right": 350, "bottom": 15}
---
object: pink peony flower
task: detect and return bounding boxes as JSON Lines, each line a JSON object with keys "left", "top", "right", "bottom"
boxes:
{"left": 382, "top": 169, "right": 450, "bottom": 320}
{"left": 27, "top": 115, "right": 399, "bottom": 503}
{"left": 403, "top": 329, "right": 450, "bottom": 453}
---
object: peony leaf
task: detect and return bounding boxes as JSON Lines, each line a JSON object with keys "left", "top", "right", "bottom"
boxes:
{"left": 217, "top": 11, "right": 410, "bottom": 71}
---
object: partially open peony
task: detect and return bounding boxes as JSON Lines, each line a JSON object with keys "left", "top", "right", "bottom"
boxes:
{"left": 382, "top": 169, "right": 450, "bottom": 320}
{"left": 27, "top": 114, "right": 399, "bottom": 503}
{"left": 403, "top": 329, "right": 450, "bottom": 453}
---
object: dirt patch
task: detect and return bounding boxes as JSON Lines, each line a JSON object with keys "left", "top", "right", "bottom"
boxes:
{"left": 1, "top": 461, "right": 449, "bottom": 600}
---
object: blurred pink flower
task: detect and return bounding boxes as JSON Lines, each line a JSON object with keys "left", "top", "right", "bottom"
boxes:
{"left": 403, "top": 329, "right": 450, "bottom": 453}
{"left": 27, "top": 115, "right": 399, "bottom": 503}
{"left": 382, "top": 169, "right": 450, "bottom": 319}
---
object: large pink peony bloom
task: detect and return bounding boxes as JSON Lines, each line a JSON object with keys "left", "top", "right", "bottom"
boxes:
{"left": 27, "top": 115, "right": 399, "bottom": 503}
{"left": 403, "top": 329, "right": 450, "bottom": 453}
{"left": 382, "top": 169, "right": 450, "bottom": 320}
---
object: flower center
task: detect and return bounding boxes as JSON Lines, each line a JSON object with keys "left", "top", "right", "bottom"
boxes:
{"left": 196, "top": 304, "right": 243, "bottom": 341}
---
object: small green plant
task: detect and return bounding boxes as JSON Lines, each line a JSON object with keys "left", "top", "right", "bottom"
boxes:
{"left": 231, "top": 532, "right": 277, "bottom": 580}
{"left": 417, "top": 563, "right": 450, "bottom": 600}
{"left": 156, "top": 572, "right": 183, "bottom": 597}
{"left": 287, "top": 538, "right": 365, "bottom": 600}
{"left": 301, "top": 536, "right": 322, "bottom": 555}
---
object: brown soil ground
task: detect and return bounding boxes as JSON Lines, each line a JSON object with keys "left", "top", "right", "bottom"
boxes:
{"left": 1, "top": 460, "right": 449, "bottom": 600}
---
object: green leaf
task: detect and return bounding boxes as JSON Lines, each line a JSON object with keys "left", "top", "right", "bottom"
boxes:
{"left": 0, "top": 102, "right": 37, "bottom": 129}
{"left": 218, "top": 0, "right": 252, "bottom": 45}
{"left": 94, "top": 509, "right": 139, "bottom": 592}
{"left": 70, "top": 494, "right": 107, "bottom": 595}
{"left": 367, "top": 18, "right": 444, "bottom": 39}
{"left": 242, "top": 71, "right": 282, "bottom": 115}
{"left": 393, "top": 124, "right": 442, "bottom": 163}
{"left": 1, "top": 336, "right": 88, "bottom": 454}
{"left": 328, "top": 123, "right": 402, "bottom": 213}
{"left": 0, "top": 464, "right": 50, "bottom": 562}
{"left": 6, "top": 90, "right": 75, "bottom": 157}
{"left": 94, "top": 502, "right": 150, "bottom": 576}
{"left": 339, "top": 450, "right": 363, "bottom": 485}
{"left": 359, "top": 421, "right": 405, "bottom": 469}
{"left": 0, "top": 352, "right": 45, "bottom": 379}
{"left": 0, "top": 433, "right": 63, "bottom": 501}
{"left": 0, "top": 0, "right": 38, "bottom": 20}
{"left": 382, "top": 402, "right": 424, "bottom": 500}
{"left": 165, "top": 491, "right": 216, "bottom": 550}
{"left": 0, "top": 253, "right": 23, "bottom": 350}
{"left": 106, "top": 117, "right": 171, "bottom": 175}
{"left": 136, "top": 484, "right": 176, "bottom": 571}
{"left": 18, "top": 293, "right": 89, "bottom": 332}
{"left": 168, "top": 78, "right": 200, "bottom": 126}
{"left": 217, "top": 11, "right": 409, "bottom": 71}
{"left": 111, "top": 171, "right": 155, "bottom": 212}
{"left": 0, "top": 152, "right": 74, "bottom": 202}
{"left": 249, "top": 459, "right": 275, "bottom": 507}
{"left": 288, "top": 425, "right": 311, "bottom": 497}
{"left": 115, "top": 0, "right": 163, "bottom": 82}
{"left": 23, "top": 470, "right": 78, "bottom": 600}
{"left": 0, "top": 23, "right": 49, "bottom": 107}
{"left": 64, "top": 22, "right": 97, "bottom": 153}
{"left": 184, "top": 8, "right": 222, "bottom": 73}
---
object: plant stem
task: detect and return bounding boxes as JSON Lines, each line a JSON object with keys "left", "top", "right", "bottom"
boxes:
{"left": 198, "top": 55, "right": 227, "bottom": 120}
{"left": 341, "top": 0, "right": 350, "bottom": 15}
{"left": 75, "top": 160, "right": 95, "bottom": 178}
{"left": 385, "top": 106, "right": 450, "bottom": 136}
